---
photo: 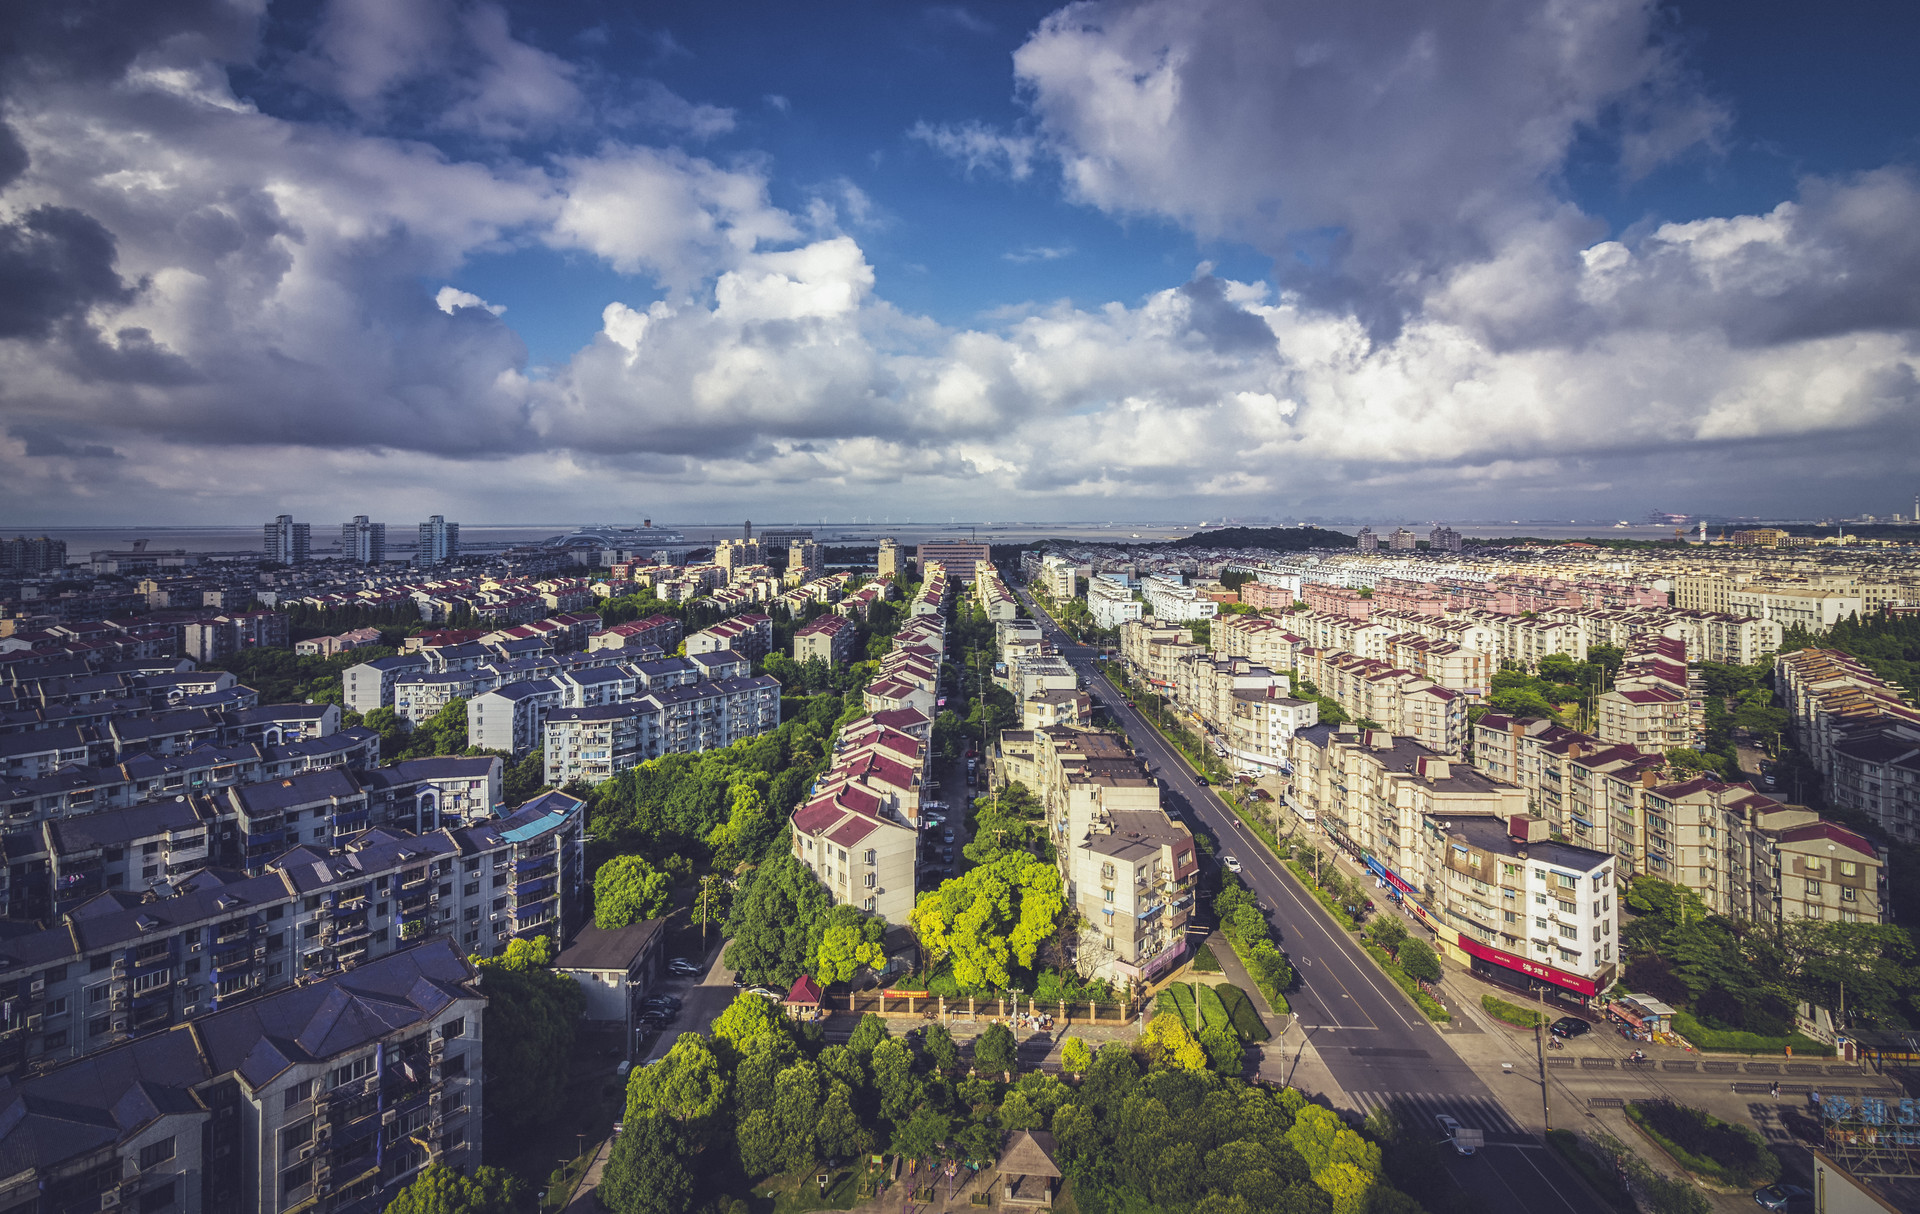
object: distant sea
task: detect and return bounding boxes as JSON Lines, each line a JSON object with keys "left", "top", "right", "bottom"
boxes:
{"left": 8, "top": 519, "right": 1693, "bottom": 556}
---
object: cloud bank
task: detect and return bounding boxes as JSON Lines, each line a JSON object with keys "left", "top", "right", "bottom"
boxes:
{"left": 0, "top": 0, "right": 1914, "bottom": 523}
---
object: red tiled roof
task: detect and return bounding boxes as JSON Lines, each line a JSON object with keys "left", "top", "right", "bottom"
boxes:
{"left": 1774, "top": 820, "right": 1878, "bottom": 855}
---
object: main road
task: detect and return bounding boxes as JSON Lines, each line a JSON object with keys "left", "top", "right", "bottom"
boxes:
{"left": 1017, "top": 591, "right": 1606, "bottom": 1214}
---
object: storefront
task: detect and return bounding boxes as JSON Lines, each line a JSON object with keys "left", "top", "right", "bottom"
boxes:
{"left": 1457, "top": 936, "right": 1602, "bottom": 1002}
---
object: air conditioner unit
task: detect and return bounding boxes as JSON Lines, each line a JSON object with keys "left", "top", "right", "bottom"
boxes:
{"left": 298, "top": 1144, "right": 316, "bottom": 1161}
{"left": 100, "top": 1192, "right": 120, "bottom": 1209}
{"left": 190, "top": 942, "right": 202, "bottom": 952}
{"left": 381, "top": 1109, "right": 397, "bottom": 1125}
{"left": 181, "top": 1005, "right": 197, "bottom": 1016}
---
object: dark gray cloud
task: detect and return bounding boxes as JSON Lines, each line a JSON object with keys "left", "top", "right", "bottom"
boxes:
{"left": 0, "top": 0, "right": 254, "bottom": 85}
{"left": 9, "top": 425, "right": 122, "bottom": 459}
{"left": 0, "top": 206, "right": 135, "bottom": 339}
{"left": 0, "top": 121, "right": 27, "bottom": 189}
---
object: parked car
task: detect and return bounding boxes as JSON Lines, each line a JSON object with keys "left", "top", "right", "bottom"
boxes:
{"left": 942, "top": 847, "right": 955, "bottom": 863}
{"left": 1753, "top": 1183, "right": 1810, "bottom": 1211}
{"left": 615, "top": 1060, "right": 633, "bottom": 1079}
{"left": 943, "top": 828, "right": 955, "bottom": 844}
{"left": 1549, "top": 1016, "right": 1590, "bottom": 1039}
{"left": 1222, "top": 855, "right": 1243, "bottom": 874}
{"left": 666, "top": 958, "right": 701, "bottom": 975}
{"left": 747, "top": 987, "right": 780, "bottom": 1000}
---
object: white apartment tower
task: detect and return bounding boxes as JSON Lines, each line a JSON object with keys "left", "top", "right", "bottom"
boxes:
{"left": 342, "top": 515, "right": 386, "bottom": 564}
{"left": 264, "top": 514, "right": 311, "bottom": 564}
{"left": 419, "top": 515, "right": 461, "bottom": 564}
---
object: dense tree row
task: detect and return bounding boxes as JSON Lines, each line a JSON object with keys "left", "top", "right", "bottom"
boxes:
{"left": 597, "top": 992, "right": 1429, "bottom": 1214}
{"left": 1622, "top": 876, "right": 1919, "bottom": 1032}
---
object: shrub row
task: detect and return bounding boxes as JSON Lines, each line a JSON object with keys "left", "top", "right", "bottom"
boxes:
{"left": 1543, "top": 1130, "right": 1635, "bottom": 1214}
{"left": 1670, "top": 1011, "right": 1834, "bottom": 1057}
{"left": 1213, "top": 983, "right": 1270, "bottom": 1042}
{"left": 1283, "top": 860, "right": 1360, "bottom": 932}
{"left": 1626, "top": 1100, "right": 1781, "bottom": 1188}
{"left": 1362, "top": 943, "right": 1451, "bottom": 1022}
{"left": 1190, "top": 943, "right": 1223, "bottom": 973}
{"left": 1214, "top": 877, "right": 1293, "bottom": 1016}
{"left": 1481, "top": 993, "right": 1543, "bottom": 1029}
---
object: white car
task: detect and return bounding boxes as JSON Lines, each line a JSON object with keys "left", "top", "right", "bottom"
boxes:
{"left": 1222, "top": 855, "right": 1242, "bottom": 874}
{"left": 1434, "top": 1113, "right": 1479, "bottom": 1156}
{"left": 746, "top": 987, "right": 780, "bottom": 1000}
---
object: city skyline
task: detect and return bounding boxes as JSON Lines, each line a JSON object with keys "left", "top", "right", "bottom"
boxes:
{"left": 3, "top": 1, "right": 1918, "bottom": 524}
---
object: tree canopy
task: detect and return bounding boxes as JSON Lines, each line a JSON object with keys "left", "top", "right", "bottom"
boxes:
{"left": 593, "top": 855, "right": 672, "bottom": 929}
{"left": 909, "top": 854, "right": 1066, "bottom": 990}
{"left": 468, "top": 936, "right": 585, "bottom": 1133}
{"left": 382, "top": 1163, "right": 523, "bottom": 1214}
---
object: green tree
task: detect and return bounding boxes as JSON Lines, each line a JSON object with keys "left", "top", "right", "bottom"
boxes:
{"left": 909, "top": 853, "right": 1065, "bottom": 989}
{"left": 1201, "top": 1024, "right": 1244, "bottom": 1075}
{"left": 734, "top": 1108, "right": 784, "bottom": 1179}
{"left": 1396, "top": 938, "right": 1440, "bottom": 983}
{"left": 816, "top": 1080, "right": 868, "bottom": 1162}
{"left": 771, "top": 1060, "right": 823, "bottom": 1171}
{"left": 920, "top": 1022, "right": 960, "bottom": 1073}
{"left": 1059, "top": 1036, "right": 1092, "bottom": 1075}
{"left": 813, "top": 906, "right": 886, "bottom": 982}
{"left": 893, "top": 1105, "right": 954, "bottom": 1160}
{"left": 594, "top": 855, "right": 672, "bottom": 928}
{"left": 469, "top": 936, "right": 584, "bottom": 1133}
{"left": 502, "top": 749, "right": 547, "bottom": 805}
{"left": 724, "top": 854, "right": 834, "bottom": 986}
{"left": 710, "top": 991, "right": 787, "bottom": 1064}
{"left": 624, "top": 1033, "right": 726, "bottom": 1134}
{"left": 383, "top": 1163, "right": 523, "bottom": 1214}
{"left": 1139, "top": 1011, "right": 1208, "bottom": 1071}
{"left": 973, "top": 1022, "right": 1019, "bottom": 1077}
{"left": 1368, "top": 916, "right": 1407, "bottom": 953}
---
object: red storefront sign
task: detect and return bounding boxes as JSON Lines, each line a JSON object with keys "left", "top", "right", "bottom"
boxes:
{"left": 1457, "top": 936, "right": 1598, "bottom": 996}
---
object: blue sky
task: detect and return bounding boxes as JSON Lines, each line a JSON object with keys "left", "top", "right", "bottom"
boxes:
{"left": 2, "top": 0, "right": 1918, "bottom": 524}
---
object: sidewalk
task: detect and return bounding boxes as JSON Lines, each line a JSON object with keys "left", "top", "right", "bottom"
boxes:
{"left": 561, "top": 1137, "right": 612, "bottom": 1214}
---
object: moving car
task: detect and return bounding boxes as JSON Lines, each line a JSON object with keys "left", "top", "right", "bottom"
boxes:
{"left": 746, "top": 987, "right": 780, "bottom": 1000}
{"left": 1222, "top": 855, "right": 1243, "bottom": 874}
{"left": 666, "top": 957, "right": 701, "bottom": 975}
{"left": 1753, "top": 1183, "right": 1810, "bottom": 1211}
{"left": 1549, "top": 1016, "right": 1590, "bottom": 1039}
{"left": 1433, "top": 1113, "right": 1480, "bottom": 1157}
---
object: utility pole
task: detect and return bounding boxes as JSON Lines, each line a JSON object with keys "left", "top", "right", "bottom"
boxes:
{"left": 1535, "top": 1020, "right": 1551, "bottom": 1131}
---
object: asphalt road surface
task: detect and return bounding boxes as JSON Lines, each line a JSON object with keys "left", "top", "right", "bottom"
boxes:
{"left": 1018, "top": 591, "right": 1607, "bottom": 1214}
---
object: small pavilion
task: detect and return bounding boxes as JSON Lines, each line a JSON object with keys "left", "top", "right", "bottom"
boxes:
{"left": 995, "top": 1129, "right": 1061, "bottom": 1208}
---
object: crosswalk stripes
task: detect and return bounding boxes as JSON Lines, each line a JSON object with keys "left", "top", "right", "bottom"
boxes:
{"left": 1344, "top": 1090, "right": 1533, "bottom": 1145}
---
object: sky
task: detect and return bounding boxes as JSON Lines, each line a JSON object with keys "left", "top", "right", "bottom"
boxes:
{"left": 2, "top": 0, "right": 1918, "bottom": 526}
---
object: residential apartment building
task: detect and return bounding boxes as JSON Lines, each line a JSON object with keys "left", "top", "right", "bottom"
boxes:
{"left": 1087, "top": 576, "right": 1143, "bottom": 629}
{"left": 914, "top": 541, "right": 991, "bottom": 584}
{"left": 1294, "top": 647, "right": 1468, "bottom": 755}
{"left": 1039, "top": 555, "right": 1079, "bottom": 601}
{"left": 466, "top": 680, "right": 563, "bottom": 756}
{"left": 795, "top": 614, "right": 858, "bottom": 666}
{"left": 1118, "top": 619, "right": 1204, "bottom": 693}
{"left": 1237, "top": 579, "right": 1295, "bottom": 611}
{"left": 263, "top": 516, "right": 311, "bottom": 565}
{"left": 1140, "top": 575, "right": 1219, "bottom": 624}
{"left": 1421, "top": 813, "right": 1618, "bottom": 997}
{"left": 0, "top": 939, "right": 485, "bottom": 1214}
{"left": 0, "top": 792, "right": 585, "bottom": 1077}
{"left": 183, "top": 612, "right": 289, "bottom": 664}
{"left": 588, "top": 614, "right": 681, "bottom": 654}
{"left": 1288, "top": 727, "right": 1527, "bottom": 885}
{"left": 1470, "top": 711, "right": 1887, "bottom": 924}
{"left": 688, "top": 613, "right": 772, "bottom": 663}
{"left": 341, "top": 516, "right": 387, "bottom": 564}
{"left": 1209, "top": 612, "right": 1301, "bottom": 671}
{"left": 974, "top": 564, "right": 1018, "bottom": 621}
{"left": 877, "top": 538, "right": 902, "bottom": 579}
{"left": 542, "top": 673, "right": 781, "bottom": 786}
{"left": 790, "top": 712, "right": 930, "bottom": 921}
{"left": 1775, "top": 648, "right": 1920, "bottom": 842}
{"left": 418, "top": 516, "right": 460, "bottom": 564}
{"left": 1595, "top": 636, "right": 1703, "bottom": 751}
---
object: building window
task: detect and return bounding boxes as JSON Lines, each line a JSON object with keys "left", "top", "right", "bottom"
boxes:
{"left": 139, "top": 1138, "right": 176, "bottom": 1170}
{"left": 1841, "top": 887, "right": 1857, "bottom": 903}
{"left": 441, "top": 1017, "right": 465, "bottom": 1039}
{"left": 1806, "top": 880, "right": 1822, "bottom": 897}
{"left": 1840, "top": 861, "right": 1857, "bottom": 877}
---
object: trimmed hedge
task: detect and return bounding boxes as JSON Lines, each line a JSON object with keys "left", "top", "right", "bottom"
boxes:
{"left": 1196, "top": 982, "right": 1229, "bottom": 1033}
{"left": 1157, "top": 984, "right": 1198, "bottom": 1031}
{"left": 1626, "top": 1100, "right": 1781, "bottom": 1187}
{"left": 1190, "top": 943, "right": 1223, "bottom": 973}
{"left": 1363, "top": 943, "right": 1450, "bottom": 1022}
{"left": 1481, "top": 994, "right": 1543, "bottom": 1029}
{"left": 1671, "top": 1011, "right": 1833, "bottom": 1057}
{"left": 1213, "top": 983, "right": 1270, "bottom": 1043}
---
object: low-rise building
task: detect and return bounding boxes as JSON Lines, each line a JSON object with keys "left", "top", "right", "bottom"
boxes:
{"left": 1140, "top": 575, "right": 1219, "bottom": 624}
{"left": 688, "top": 613, "right": 772, "bottom": 662}
{"left": 795, "top": 614, "right": 858, "bottom": 666}
{"left": 1086, "top": 576, "right": 1142, "bottom": 629}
